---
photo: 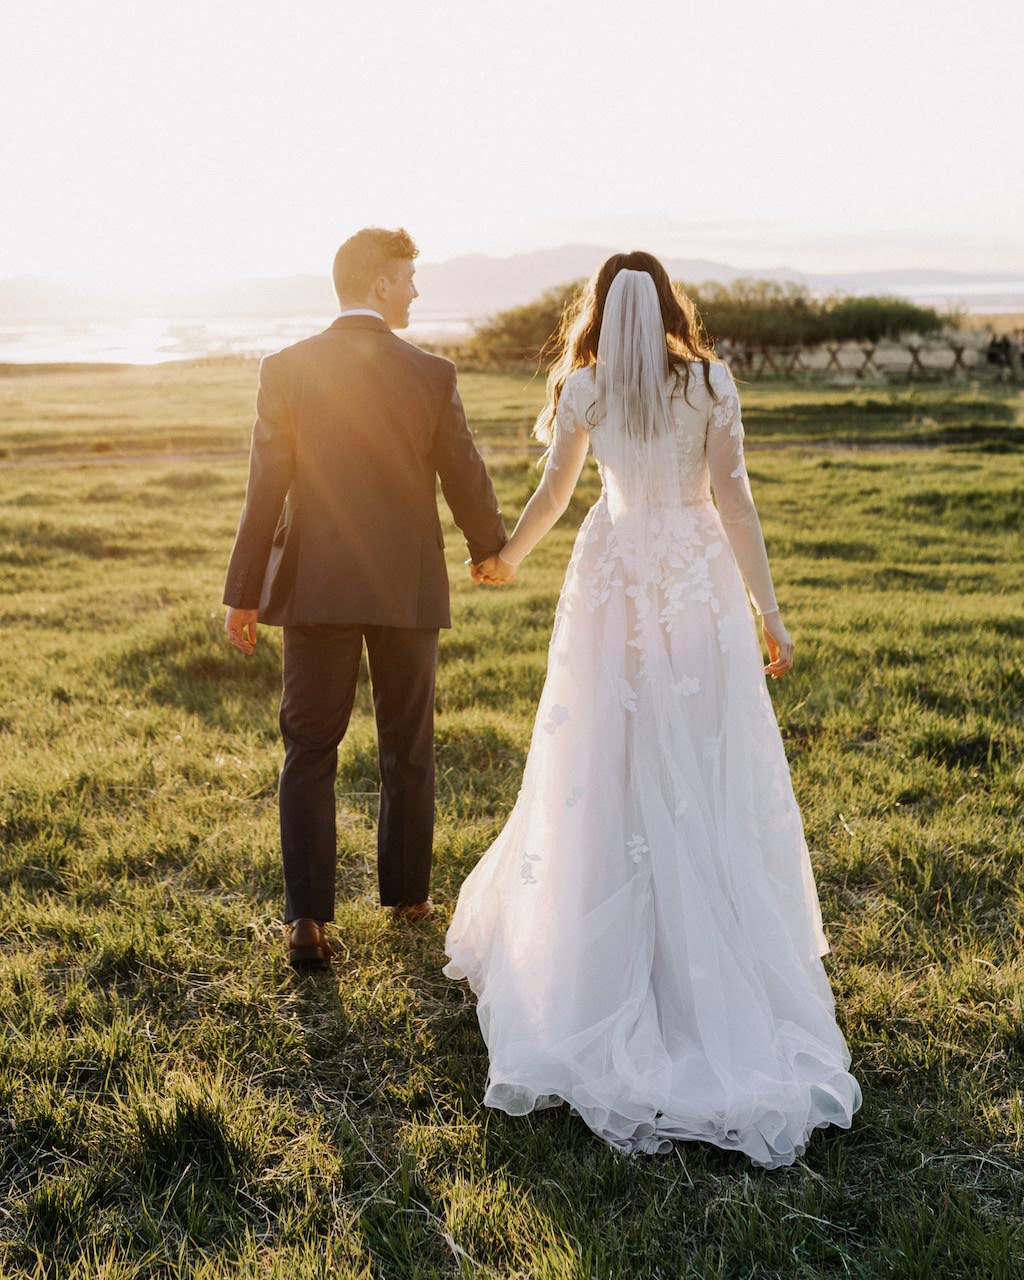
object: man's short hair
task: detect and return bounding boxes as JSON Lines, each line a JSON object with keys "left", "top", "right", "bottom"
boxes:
{"left": 332, "top": 227, "right": 418, "bottom": 302}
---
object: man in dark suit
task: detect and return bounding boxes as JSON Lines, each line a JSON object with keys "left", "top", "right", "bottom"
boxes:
{"left": 223, "top": 227, "right": 512, "bottom": 968}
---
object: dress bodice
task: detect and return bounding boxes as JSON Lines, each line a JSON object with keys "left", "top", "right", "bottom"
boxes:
{"left": 568, "top": 362, "right": 717, "bottom": 510}
{"left": 499, "top": 357, "right": 778, "bottom": 617}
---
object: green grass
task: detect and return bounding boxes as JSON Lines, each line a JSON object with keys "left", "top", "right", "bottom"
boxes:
{"left": 2, "top": 360, "right": 1022, "bottom": 461}
{"left": 0, "top": 361, "right": 1022, "bottom": 1278}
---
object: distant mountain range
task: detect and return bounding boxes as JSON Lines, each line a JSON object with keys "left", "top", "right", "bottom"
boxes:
{"left": 4, "top": 244, "right": 1024, "bottom": 321}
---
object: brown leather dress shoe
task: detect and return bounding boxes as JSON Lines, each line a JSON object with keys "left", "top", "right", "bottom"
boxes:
{"left": 389, "top": 897, "right": 435, "bottom": 922}
{"left": 287, "top": 918, "right": 338, "bottom": 970}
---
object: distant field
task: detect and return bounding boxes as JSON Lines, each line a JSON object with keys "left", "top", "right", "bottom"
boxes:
{"left": 960, "top": 311, "right": 1024, "bottom": 335}
{"left": 0, "top": 363, "right": 1022, "bottom": 1277}
{"left": 1, "top": 356, "right": 1022, "bottom": 461}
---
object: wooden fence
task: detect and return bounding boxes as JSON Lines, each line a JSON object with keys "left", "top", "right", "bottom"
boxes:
{"left": 722, "top": 338, "right": 983, "bottom": 381}
{"left": 424, "top": 335, "right": 1023, "bottom": 382}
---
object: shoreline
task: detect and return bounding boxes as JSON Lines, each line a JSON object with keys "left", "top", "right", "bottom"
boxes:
{"left": 1, "top": 313, "right": 1022, "bottom": 375}
{"left": 0, "top": 354, "right": 262, "bottom": 376}
{"left": 1, "top": 312, "right": 1022, "bottom": 377}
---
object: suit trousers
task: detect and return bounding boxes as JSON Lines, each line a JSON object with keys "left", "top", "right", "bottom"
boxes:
{"left": 278, "top": 623, "right": 439, "bottom": 922}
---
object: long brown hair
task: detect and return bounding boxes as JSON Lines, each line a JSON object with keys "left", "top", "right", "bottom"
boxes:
{"left": 534, "top": 250, "right": 722, "bottom": 444}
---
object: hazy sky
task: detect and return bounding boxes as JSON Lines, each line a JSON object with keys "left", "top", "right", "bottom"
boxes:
{"left": 3, "top": 0, "right": 1022, "bottom": 285}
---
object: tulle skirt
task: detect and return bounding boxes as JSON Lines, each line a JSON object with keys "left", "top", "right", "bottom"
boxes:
{"left": 443, "top": 495, "right": 862, "bottom": 1168}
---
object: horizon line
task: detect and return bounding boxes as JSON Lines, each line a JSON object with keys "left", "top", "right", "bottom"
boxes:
{"left": 4, "top": 240, "right": 1024, "bottom": 289}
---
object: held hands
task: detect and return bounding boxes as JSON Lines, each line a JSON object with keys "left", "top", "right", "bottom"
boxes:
{"left": 225, "top": 607, "right": 258, "bottom": 655}
{"left": 761, "top": 611, "right": 794, "bottom": 679}
{"left": 467, "top": 553, "right": 517, "bottom": 586}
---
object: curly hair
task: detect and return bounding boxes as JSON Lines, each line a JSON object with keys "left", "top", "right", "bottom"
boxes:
{"left": 332, "top": 227, "right": 418, "bottom": 302}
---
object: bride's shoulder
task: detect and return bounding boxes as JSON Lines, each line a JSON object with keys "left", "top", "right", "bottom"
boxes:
{"left": 561, "top": 365, "right": 597, "bottom": 412}
{"left": 564, "top": 364, "right": 596, "bottom": 392}
{"left": 667, "top": 358, "right": 729, "bottom": 401}
{"left": 680, "top": 359, "right": 735, "bottom": 405}
{"left": 706, "top": 358, "right": 736, "bottom": 389}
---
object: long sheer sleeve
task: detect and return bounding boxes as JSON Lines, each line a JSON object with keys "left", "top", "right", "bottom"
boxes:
{"left": 706, "top": 365, "right": 779, "bottom": 616}
{"left": 499, "top": 376, "right": 590, "bottom": 567}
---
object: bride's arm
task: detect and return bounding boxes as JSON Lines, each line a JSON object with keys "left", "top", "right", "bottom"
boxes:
{"left": 497, "top": 380, "right": 590, "bottom": 568}
{"left": 706, "top": 365, "right": 780, "bottom": 617}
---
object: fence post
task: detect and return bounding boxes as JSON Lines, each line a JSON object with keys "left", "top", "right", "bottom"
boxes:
{"left": 856, "top": 344, "right": 879, "bottom": 379}
{"left": 784, "top": 347, "right": 806, "bottom": 377}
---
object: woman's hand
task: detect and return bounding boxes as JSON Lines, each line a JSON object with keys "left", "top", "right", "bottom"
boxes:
{"left": 761, "top": 610, "right": 794, "bottom": 679}
{"left": 467, "top": 553, "right": 517, "bottom": 585}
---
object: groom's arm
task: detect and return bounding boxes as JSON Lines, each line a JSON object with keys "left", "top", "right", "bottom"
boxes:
{"left": 223, "top": 352, "right": 295, "bottom": 609}
{"left": 430, "top": 369, "right": 507, "bottom": 563}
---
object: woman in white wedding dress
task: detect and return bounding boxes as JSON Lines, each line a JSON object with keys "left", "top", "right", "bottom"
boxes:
{"left": 442, "top": 252, "right": 862, "bottom": 1169}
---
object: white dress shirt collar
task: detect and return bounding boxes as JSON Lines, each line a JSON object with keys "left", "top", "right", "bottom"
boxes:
{"left": 337, "top": 307, "right": 385, "bottom": 321}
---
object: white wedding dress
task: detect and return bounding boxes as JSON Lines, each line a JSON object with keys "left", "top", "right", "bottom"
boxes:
{"left": 442, "top": 343, "right": 862, "bottom": 1169}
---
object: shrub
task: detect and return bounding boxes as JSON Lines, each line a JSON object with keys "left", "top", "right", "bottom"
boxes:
{"left": 470, "top": 277, "right": 956, "bottom": 364}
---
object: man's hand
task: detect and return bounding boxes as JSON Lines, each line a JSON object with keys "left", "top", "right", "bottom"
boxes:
{"left": 225, "top": 607, "right": 259, "bottom": 655}
{"left": 467, "top": 554, "right": 517, "bottom": 585}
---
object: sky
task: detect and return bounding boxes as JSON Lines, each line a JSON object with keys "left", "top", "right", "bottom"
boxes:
{"left": 2, "top": 0, "right": 1023, "bottom": 288}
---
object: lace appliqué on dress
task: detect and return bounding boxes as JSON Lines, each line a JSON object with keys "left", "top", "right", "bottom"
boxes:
{"left": 626, "top": 834, "right": 649, "bottom": 864}
{"left": 544, "top": 704, "right": 570, "bottom": 733}
{"left": 519, "top": 851, "right": 541, "bottom": 885}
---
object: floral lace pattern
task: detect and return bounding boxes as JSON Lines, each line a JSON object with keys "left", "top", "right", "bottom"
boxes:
{"left": 626, "top": 834, "right": 649, "bottom": 864}
{"left": 519, "top": 851, "right": 541, "bottom": 885}
{"left": 544, "top": 704, "right": 570, "bottom": 733}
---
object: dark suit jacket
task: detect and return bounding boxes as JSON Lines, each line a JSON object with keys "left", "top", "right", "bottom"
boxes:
{"left": 222, "top": 314, "right": 507, "bottom": 628}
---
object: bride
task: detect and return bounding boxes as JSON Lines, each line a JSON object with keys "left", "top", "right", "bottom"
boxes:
{"left": 442, "top": 252, "right": 863, "bottom": 1169}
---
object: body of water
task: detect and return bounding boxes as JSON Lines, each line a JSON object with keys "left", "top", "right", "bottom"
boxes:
{"left": 0, "top": 312, "right": 476, "bottom": 365}
{"left": 1, "top": 291, "right": 1021, "bottom": 365}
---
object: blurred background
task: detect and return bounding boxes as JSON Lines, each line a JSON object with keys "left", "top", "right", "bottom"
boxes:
{"left": 3, "top": 0, "right": 1023, "bottom": 373}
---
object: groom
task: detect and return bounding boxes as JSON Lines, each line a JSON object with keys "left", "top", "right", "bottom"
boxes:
{"left": 222, "top": 227, "right": 512, "bottom": 968}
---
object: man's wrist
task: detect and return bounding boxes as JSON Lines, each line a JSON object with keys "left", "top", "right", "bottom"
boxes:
{"left": 471, "top": 543, "right": 505, "bottom": 565}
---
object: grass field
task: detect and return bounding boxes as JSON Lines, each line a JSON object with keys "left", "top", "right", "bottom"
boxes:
{"left": 0, "top": 360, "right": 1022, "bottom": 1278}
